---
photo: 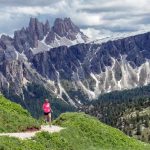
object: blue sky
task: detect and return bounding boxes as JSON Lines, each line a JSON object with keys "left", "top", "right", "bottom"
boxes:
{"left": 0, "top": 0, "right": 150, "bottom": 39}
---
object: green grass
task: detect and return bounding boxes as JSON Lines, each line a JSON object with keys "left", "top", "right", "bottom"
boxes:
{"left": 0, "top": 112, "right": 150, "bottom": 150}
{"left": 0, "top": 94, "right": 40, "bottom": 133}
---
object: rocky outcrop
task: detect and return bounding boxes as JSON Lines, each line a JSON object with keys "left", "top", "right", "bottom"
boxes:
{"left": 44, "top": 18, "right": 88, "bottom": 48}
{"left": 45, "top": 18, "right": 88, "bottom": 44}
{"left": 13, "top": 17, "right": 88, "bottom": 56}
{"left": 14, "top": 18, "right": 48, "bottom": 54}
{"left": 32, "top": 44, "right": 89, "bottom": 80}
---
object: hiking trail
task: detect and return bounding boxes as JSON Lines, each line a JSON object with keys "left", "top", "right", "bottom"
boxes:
{"left": 0, "top": 125, "right": 64, "bottom": 139}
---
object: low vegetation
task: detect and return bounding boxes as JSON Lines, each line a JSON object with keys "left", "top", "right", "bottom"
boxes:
{"left": 82, "top": 84, "right": 150, "bottom": 143}
{"left": 0, "top": 94, "right": 40, "bottom": 133}
{"left": 0, "top": 113, "right": 150, "bottom": 150}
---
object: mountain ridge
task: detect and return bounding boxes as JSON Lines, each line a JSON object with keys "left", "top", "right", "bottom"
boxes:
{"left": 1, "top": 17, "right": 150, "bottom": 116}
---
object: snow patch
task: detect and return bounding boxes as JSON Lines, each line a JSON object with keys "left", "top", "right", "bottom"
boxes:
{"left": 90, "top": 73, "right": 100, "bottom": 96}
{"left": 23, "top": 77, "right": 29, "bottom": 85}
{"left": 72, "top": 56, "right": 150, "bottom": 100}
{"left": 15, "top": 51, "right": 19, "bottom": 60}
{"left": 31, "top": 33, "right": 88, "bottom": 55}
{"left": 77, "top": 80, "right": 96, "bottom": 100}
{"left": 54, "top": 69, "right": 76, "bottom": 106}
{"left": 92, "top": 29, "right": 150, "bottom": 45}
{"left": 31, "top": 41, "right": 51, "bottom": 55}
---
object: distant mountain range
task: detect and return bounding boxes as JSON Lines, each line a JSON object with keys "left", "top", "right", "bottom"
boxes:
{"left": 0, "top": 17, "right": 150, "bottom": 113}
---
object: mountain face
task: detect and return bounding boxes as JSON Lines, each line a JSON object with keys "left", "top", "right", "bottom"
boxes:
{"left": 0, "top": 17, "right": 150, "bottom": 114}
{"left": 32, "top": 32, "right": 150, "bottom": 101}
{"left": 45, "top": 18, "right": 88, "bottom": 46}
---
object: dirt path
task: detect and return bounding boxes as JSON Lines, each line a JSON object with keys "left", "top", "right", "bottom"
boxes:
{"left": 0, "top": 125, "right": 64, "bottom": 140}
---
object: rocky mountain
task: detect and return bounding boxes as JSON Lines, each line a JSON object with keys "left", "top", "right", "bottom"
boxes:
{"left": 14, "top": 17, "right": 88, "bottom": 55}
{"left": 32, "top": 32, "right": 150, "bottom": 102}
{"left": 0, "top": 17, "right": 150, "bottom": 116}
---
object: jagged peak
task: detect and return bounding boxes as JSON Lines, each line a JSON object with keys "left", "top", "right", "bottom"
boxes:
{"left": 28, "top": 17, "right": 43, "bottom": 29}
{"left": 29, "top": 17, "right": 37, "bottom": 27}
{"left": 44, "top": 19, "right": 50, "bottom": 34}
{"left": 45, "top": 19, "right": 50, "bottom": 26}
{"left": 64, "top": 17, "right": 71, "bottom": 21}
{"left": 54, "top": 17, "right": 63, "bottom": 22}
{"left": 54, "top": 17, "right": 73, "bottom": 24}
{"left": 53, "top": 17, "right": 79, "bottom": 33}
{"left": 29, "top": 17, "right": 38, "bottom": 24}
{"left": 10, "top": 17, "right": 88, "bottom": 54}
{"left": 51, "top": 17, "right": 84, "bottom": 42}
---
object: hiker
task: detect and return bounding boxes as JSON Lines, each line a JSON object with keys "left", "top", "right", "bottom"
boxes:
{"left": 42, "top": 99, "right": 52, "bottom": 126}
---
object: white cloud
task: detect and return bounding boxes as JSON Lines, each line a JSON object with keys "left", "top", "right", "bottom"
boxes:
{"left": 81, "top": 28, "right": 112, "bottom": 40}
{"left": 0, "top": 0, "right": 149, "bottom": 40}
{"left": 6, "top": 6, "right": 59, "bottom": 16}
{"left": 72, "top": 13, "right": 102, "bottom": 26}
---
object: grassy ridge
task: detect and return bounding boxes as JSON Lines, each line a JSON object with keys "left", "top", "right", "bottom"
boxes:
{"left": 52, "top": 113, "right": 150, "bottom": 150}
{"left": 0, "top": 113, "right": 150, "bottom": 150}
{"left": 0, "top": 95, "right": 40, "bottom": 133}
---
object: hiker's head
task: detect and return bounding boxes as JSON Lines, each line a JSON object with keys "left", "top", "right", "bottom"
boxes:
{"left": 45, "top": 99, "right": 49, "bottom": 103}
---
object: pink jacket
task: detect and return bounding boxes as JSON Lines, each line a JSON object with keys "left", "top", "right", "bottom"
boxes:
{"left": 42, "top": 102, "right": 51, "bottom": 113}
